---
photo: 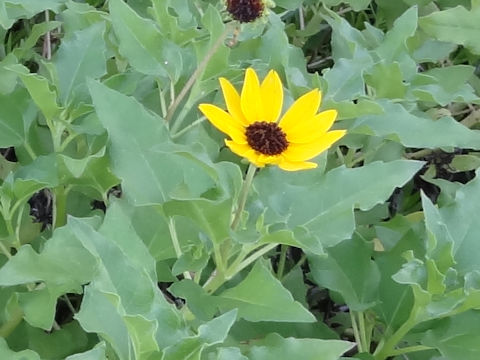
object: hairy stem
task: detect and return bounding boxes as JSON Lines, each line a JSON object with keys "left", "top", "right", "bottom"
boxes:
{"left": 166, "top": 25, "right": 231, "bottom": 124}
{"left": 231, "top": 164, "right": 256, "bottom": 230}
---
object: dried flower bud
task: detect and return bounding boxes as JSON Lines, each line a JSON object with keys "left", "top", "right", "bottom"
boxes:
{"left": 226, "top": 0, "right": 265, "bottom": 23}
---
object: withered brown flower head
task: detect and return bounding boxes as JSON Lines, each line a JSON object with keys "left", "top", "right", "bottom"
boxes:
{"left": 226, "top": 0, "right": 265, "bottom": 23}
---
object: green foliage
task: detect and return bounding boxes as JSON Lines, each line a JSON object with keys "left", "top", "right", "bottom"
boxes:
{"left": 0, "top": 0, "right": 480, "bottom": 359}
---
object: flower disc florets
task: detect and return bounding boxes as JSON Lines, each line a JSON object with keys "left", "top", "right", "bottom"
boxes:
{"left": 226, "top": 0, "right": 265, "bottom": 23}
{"left": 246, "top": 121, "right": 288, "bottom": 155}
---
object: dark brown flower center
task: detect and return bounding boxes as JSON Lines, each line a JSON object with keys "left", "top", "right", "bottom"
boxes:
{"left": 246, "top": 121, "right": 288, "bottom": 156}
{"left": 226, "top": 0, "right": 264, "bottom": 23}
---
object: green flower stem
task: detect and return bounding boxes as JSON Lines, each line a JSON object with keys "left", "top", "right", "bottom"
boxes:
{"left": 166, "top": 24, "right": 232, "bottom": 124}
{"left": 358, "top": 311, "right": 369, "bottom": 353}
{"left": 350, "top": 311, "right": 364, "bottom": 353}
{"left": 168, "top": 217, "right": 192, "bottom": 280}
{"left": 204, "top": 164, "right": 258, "bottom": 294}
{"left": 52, "top": 186, "right": 68, "bottom": 229}
{"left": 373, "top": 309, "right": 419, "bottom": 360}
{"left": 276, "top": 244, "right": 288, "bottom": 280}
{"left": 231, "top": 164, "right": 257, "bottom": 230}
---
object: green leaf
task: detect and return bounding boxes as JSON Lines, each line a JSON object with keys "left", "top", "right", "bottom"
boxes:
{"left": 163, "top": 310, "right": 237, "bottom": 360}
{"left": 308, "top": 235, "right": 380, "bottom": 311}
{"left": 163, "top": 198, "right": 232, "bottom": 245}
{"left": 109, "top": 0, "right": 182, "bottom": 80}
{"left": 254, "top": 160, "right": 424, "bottom": 250}
{"left": 217, "top": 260, "right": 315, "bottom": 322}
{"left": 88, "top": 79, "right": 217, "bottom": 205}
{"left": 364, "top": 62, "right": 407, "bottom": 99}
{"left": 0, "top": 88, "right": 35, "bottom": 147}
{"left": 0, "top": 0, "right": 65, "bottom": 29}
{"left": 422, "top": 311, "right": 480, "bottom": 360}
{"left": 410, "top": 65, "right": 479, "bottom": 105}
{"left": 53, "top": 21, "right": 107, "bottom": 104}
{"left": 247, "top": 333, "right": 354, "bottom": 360}
{"left": 70, "top": 213, "right": 187, "bottom": 356}
{"left": 9, "top": 64, "right": 61, "bottom": 122}
{"left": 419, "top": 5, "right": 480, "bottom": 55}
{"left": 65, "top": 343, "right": 106, "bottom": 360}
{"left": 422, "top": 172, "right": 480, "bottom": 275}
{"left": 0, "top": 337, "right": 40, "bottom": 360}
{"left": 353, "top": 100, "right": 480, "bottom": 149}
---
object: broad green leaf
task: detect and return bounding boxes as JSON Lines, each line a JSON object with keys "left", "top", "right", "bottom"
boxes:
{"left": 422, "top": 310, "right": 480, "bottom": 360}
{"left": 364, "top": 62, "right": 407, "bottom": 99}
{"left": 321, "top": 0, "right": 371, "bottom": 11}
{"left": 215, "top": 347, "right": 248, "bottom": 360}
{"left": 217, "top": 260, "right": 315, "bottom": 322}
{"left": 375, "top": 6, "right": 418, "bottom": 63}
{"left": 0, "top": 0, "right": 65, "bottom": 29}
{"left": 419, "top": 5, "right": 480, "bottom": 55}
{"left": 308, "top": 236, "right": 380, "bottom": 311}
{"left": 9, "top": 64, "right": 61, "bottom": 122}
{"left": 422, "top": 172, "right": 480, "bottom": 275}
{"left": 254, "top": 160, "right": 424, "bottom": 250}
{"left": 0, "top": 88, "right": 36, "bottom": 147}
{"left": 247, "top": 333, "right": 354, "bottom": 360}
{"left": 0, "top": 337, "right": 40, "bottom": 360}
{"left": 53, "top": 21, "right": 107, "bottom": 104}
{"left": 65, "top": 343, "right": 106, "bottom": 360}
{"left": 88, "top": 79, "right": 217, "bottom": 205}
{"left": 410, "top": 65, "right": 479, "bottom": 105}
{"left": 109, "top": 0, "right": 182, "bottom": 80}
{"left": 163, "top": 198, "right": 232, "bottom": 245}
{"left": 162, "top": 310, "right": 237, "bottom": 360}
{"left": 22, "top": 321, "right": 90, "bottom": 359}
{"left": 70, "top": 215, "right": 187, "bottom": 357}
{"left": 169, "top": 280, "right": 218, "bottom": 321}
{"left": 0, "top": 53, "right": 18, "bottom": 94}
{"left": 353, "top": 100, "right": 480, "bottom": 149}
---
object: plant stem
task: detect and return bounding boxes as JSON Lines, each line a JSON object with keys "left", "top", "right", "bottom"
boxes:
{"left": 350, "top": 311, "right": 364, "bottom": 353}
{"left": 62, "top": 295, "right": 76, "bottom": 314}
{"left": 171, "top": 116, "right": 206, "bottom": 139}
{"left": 52, "top": 186, "right": 67, "bottom": 229}
{"left": 358, "top": 311, "right": 369, "bottom": 353}
{"left": 231, "top": 164, "right": 256, "bottom": 230}
{"left": 374, "top": 310, "right": 418, "bottom": 360}
{"left": 168, "top": 217, "right": 192, "bottom": 280}
{"left": 388, "top": 345, "right": 434, "bottom": 357}
{"left": 0, "top": 241, "right": 12, "bottom": 259}
{"left": 166, "top": 24, "right": 231, "bottom": 123}
{"left": 276, "top": 245, "right": 288, "bottom": 280}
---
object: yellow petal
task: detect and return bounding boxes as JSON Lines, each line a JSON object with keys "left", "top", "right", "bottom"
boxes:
{"left": 260, "top": 70, "right": 283, "bottom": 122}
{"left": 279, "top": 89, "right": 322, "bottom": 132}
{"left": 199, "top": 104, "right": 247, "bottom": 144}
{"left": 282, "top": 130, "right": 346, "bottom": 162}
{"left": 257, "top": 154, "right": 282, "bottom": 165}
{"left": 219, "top": 77, "right": 249, "bottom": 126}
{"left": 278, "top": 160, "right": 318, "bottom": 171}
{"left": 225, "top": 140, "right": 262, "bottom": 166}
{"left": 241, "top": 68, "right": 263, "bottom": 124}
{"left": 286, "top": 110, "right": 338, "bottom": 144}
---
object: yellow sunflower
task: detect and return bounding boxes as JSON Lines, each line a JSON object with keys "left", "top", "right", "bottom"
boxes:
{"left": 199, "top": 68, "right": 346, "bottom": 171}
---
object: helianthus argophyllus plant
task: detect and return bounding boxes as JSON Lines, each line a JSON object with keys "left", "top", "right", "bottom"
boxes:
{"left": 225, "top": 0, "right": 271, "bottom": 23}
{"left": 199, "top": 68, "right": 346, "bottom": 171}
